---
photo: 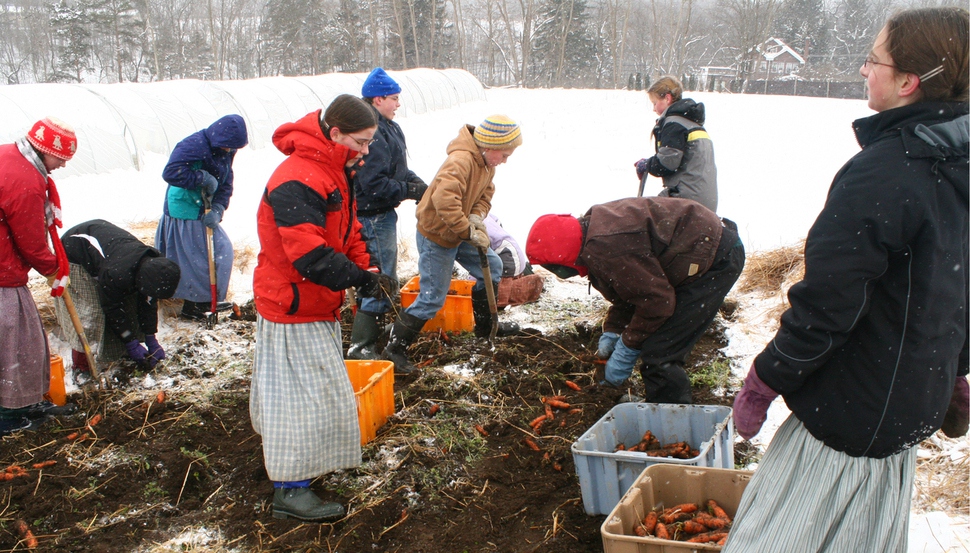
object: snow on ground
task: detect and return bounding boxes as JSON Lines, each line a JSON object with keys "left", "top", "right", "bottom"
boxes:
{"left": 39, "top": 86, "right": 969, "bottom": 550}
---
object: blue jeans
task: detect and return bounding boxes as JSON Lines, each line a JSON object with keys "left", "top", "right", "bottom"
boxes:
{"left": 405, "top": 232, "right": 503, "bottom": 321}
{"left": 357, "top": 211, "right": 398, "bottom": 313}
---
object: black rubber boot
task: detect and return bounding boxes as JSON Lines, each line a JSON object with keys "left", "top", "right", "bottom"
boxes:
{"left": 347, "top": 310, "right": 383, "bottom": 360}
{"left": 640, "top": 361, "right": 693, "bottom": 404}
{"left": 180, "top": 301, "right": 208, "bottom": 321}
{"left": 382, "top": 311, "right": 427, "bottom": 374}
{"left": 272, "top": 487, "right": 345, "bottom": 521}
{"left": 471, "top": 287, "right": 520, "bottom": 338}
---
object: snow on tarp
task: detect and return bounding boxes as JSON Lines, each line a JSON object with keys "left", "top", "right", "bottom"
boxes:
{"left": 0, "top": 69, "right": 485, "bottom": 178}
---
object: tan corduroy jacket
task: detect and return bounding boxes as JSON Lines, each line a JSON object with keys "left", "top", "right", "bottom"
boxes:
{"left": 416, "top": 125, "right": 494, "bottom": 248}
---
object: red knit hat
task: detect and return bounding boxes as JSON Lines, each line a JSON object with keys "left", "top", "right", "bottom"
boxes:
{"left": 526, "top": 214, "right": 587, "bottom": 277}
{"left": 26, "top": 117, "right": 77, "bottom": 160}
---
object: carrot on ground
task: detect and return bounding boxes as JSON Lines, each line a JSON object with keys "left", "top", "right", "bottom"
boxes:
{"left": 564, "top": 380, "right": 582, "bottom": 391}
{"left": 156, "top": 390, "right": 166, "bottom": 404}
{"left": 87, "top": 413, "right": 102, "bottom": 427}
{"left": 31, "top": 460, "right": 56, "bottom": 470}
{"left": 523, "top": 437, "right": 541, "bottom": 451}
{"left": 428, "top": 403, "right": 440, "bottom": 416}
{"left": 474, "top": 424, "right": 489, "bottom": 437}
{"left": 542, "top": 399, "right": 571, "bottom": 410}
{"left": 529, "top": 414, "right": 548, "bottom": 428}
{"left": 544, "top": 403, "right": 555, "bottom": 419}
{"left": 13, "top": 519, "right": 37, "bottom": 549}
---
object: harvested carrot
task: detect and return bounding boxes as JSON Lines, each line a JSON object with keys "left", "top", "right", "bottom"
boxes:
{"left": 564, "top": 380, "right": 582, "bottom": 391}
{"left": 642, "top": 511, "right": 658, "bottom": 534}
{"left": 532, "top": 419, "right": 547, "bottom": 435}
{"left": 695, "top": 512, "right": 728, "bottom": 529}
{"left": 654, "top": 522, "right": 670, "bottom": 540}
{"left": 156, "top": 390, "right": 166, "bottom": 404}
{"left": 671, "top": 503, "right": 698, "bottom": 514}
{"left": 13, "top": 519, "right": 37, "bottom": 549}
{"left": 552, "top": 461, "right": 562, "bottom": 471}
{"left": 686, "top": 532, "right": 728, "bottom": 544}
{"left": 717, "top": 535, "right": 728, "bottom": 546}
{"left": 0, "top": 472, "right": 22, "bottom": 482}
{"left": 474, "top": 424, "right": 489, "bottom": 437}
{"left": 523, "top": 437, "right": 541, "bottom": 451}
{"left": 568, "top": 408, "right": 583, "bottom": 415}
{"left": 559, "top": 419, "right": 566, "bottom": 427}
{"left": 65, "top": 432, "right": 79, "bottom": 441}
{"left": 543, "top": 399, "right": 571, "bottom": 410}
{"left": 529, "top": 414, "right": 548, "bottom": 428}
{"left": 681, "top": 520, "right": 707, "bottom": 534}
{"left": 5, "top": 465, "right": 25, "bottom": 474}
{"left": 707, "top": 499, "right": 731, "bottom": 522}
{"left": 614, "top": 444, "right": 626, "bottom": 451}
{"left": 544, "top": 403, "right": 555, "bottom": 419}
{"left": 544, "top": 395, "right": 567, "bottom": 403}
{"left": 428, "top": 404, "right": 440, "bottom": 417}
{"left": 88, "top": 413, "right": 102, "bottom": 427}
{"left": 31, "top": 460, "right": 56, "bottom": 470}
{"left": 659, "top": 511, "right": 692, "bottom": 524}
{"left": 634, "top": 524, "right": 648, "bottom": 536}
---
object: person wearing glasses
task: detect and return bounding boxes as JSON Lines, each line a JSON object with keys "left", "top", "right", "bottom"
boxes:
{"left": 383, "top": 115, "right": 523, "bottom": 374}
{"left": 347, "top": 68, "right": 429, "bottom": 361}
{"left": 155, "top": 114, "right": 249, "bottom": 321}
{"left": 725, "top": 7, "right": 968, "bottom": 552}
{"left": 633, "top": 76, "right": 718, "bottom": 212}
{"left": 250, "top": 95, "right": 396, "bottom": 522}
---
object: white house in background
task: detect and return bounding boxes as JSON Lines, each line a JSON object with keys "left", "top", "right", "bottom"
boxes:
{"left": 752, "top": 37, "right": 806, "bottom": 80}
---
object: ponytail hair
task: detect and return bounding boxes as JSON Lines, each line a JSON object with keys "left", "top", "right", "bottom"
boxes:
{"left": 647, "top": 76, "right": 684, "bottom": 102}
{"left": 885, "top": 7, "right": 969, "bottom": 103}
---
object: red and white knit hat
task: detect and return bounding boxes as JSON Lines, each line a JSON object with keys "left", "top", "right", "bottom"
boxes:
{"left": 26, "top": 117, "right": 77, "bottom": 160}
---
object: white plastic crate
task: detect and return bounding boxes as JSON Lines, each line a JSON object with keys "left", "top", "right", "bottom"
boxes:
{"left": 571, "top": 403, "right": 734, "bottom": 515}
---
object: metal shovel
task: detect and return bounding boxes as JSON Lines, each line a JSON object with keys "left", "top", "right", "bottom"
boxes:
{"left": 477, "top": 247, "right": 498, "bottom": 342}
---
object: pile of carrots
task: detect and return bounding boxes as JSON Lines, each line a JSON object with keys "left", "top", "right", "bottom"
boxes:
{"left": 615, "top": 430, "right": 700, "bottom": 459}
{"left": 631, "top": 499, "right": 733, "bottom": 545}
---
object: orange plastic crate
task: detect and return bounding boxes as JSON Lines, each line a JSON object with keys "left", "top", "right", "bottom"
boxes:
{"left": 399, "top": 276, "right": 475, "bottom": 333}
{"left": 345, "top": 360, "right": 395, "bottom": 445}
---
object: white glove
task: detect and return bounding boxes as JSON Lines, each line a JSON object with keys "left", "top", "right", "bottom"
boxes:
{"left": 468, "top": 214, "right": 487, "bottom": 234}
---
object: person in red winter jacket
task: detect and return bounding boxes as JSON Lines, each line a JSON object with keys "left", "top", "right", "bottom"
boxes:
{"left": 250, "top": 95, "right": 396, "bottom": 523}
{"left": 0, "top": 117, "right": 80, "bottom": 434}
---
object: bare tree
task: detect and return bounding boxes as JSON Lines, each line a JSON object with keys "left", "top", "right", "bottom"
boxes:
{"left": 717, "top": 0, "right": 778, "bottom": 84}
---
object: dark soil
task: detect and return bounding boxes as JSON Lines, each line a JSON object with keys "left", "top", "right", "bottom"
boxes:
{"left": 0, "top": 309, "right": 742, "bottom": 553}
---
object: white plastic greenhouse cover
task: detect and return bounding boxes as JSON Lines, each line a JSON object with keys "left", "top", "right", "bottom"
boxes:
{"left": 0, "top": 68, "right": 485, "bottom": 178}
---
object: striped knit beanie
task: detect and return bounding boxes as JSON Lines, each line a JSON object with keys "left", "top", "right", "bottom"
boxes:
{"left": 473, "top": 115, "right": 522, "bottom": 150}
{"left": 27, "top": 117, "right": 77, "bottom": 160}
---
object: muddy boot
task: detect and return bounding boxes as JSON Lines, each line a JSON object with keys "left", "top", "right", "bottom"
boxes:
{"left": 347, "top": 310, "right": 383, "bottom": 360}
{"left": 382, "top": 311, "right": 426, "bottom": 375}
{"left": 640, "top": 361, "right": 692, "bottom": 404}
{"left": 472, "top": 287, "right": 520, "bottom": 338}
{"left": 180, "top": 300, "right": 208, "bottom": 321}
{"left": 272, "top": 487, "right": 345, "bottom": 521}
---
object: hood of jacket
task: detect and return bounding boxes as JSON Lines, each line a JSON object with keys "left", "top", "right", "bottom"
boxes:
{"left": 272, "top": 110, "right": 358, "bottom": 167}
{"left": 664, "top": 99, "right": 705, "bottom": 125}
{"left": 446, "top": 124, "right": 485, "bottom": 162}
{"left": 205, "top": 114, "right": 249, "bottom": 149}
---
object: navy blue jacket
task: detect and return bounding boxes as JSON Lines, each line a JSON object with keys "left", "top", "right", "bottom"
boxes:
{"left": 352, "top": 107, "right": 419, "bottom": 215}
{"left": 162, "top": 114, "right": 248, "bottom": 218}
{"left": 755, "top": 101, "right": 969, "bottom": 458}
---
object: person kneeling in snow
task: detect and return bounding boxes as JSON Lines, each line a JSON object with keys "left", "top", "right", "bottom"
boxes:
{"left": 526, "top": 197, "right": 744, "bottom": 403}
{"left": 55, "top": 220, "right": 181, "bottom": 381}
{"left": 484, "top": 213, "right": 544, "bottom": 309}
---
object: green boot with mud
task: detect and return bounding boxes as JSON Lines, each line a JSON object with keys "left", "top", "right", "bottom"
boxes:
{"left": 347, "top": 310, "right": 383, "bottom": 361}
{"left": 272, "top": 488, "right": 344, "bottom": 521}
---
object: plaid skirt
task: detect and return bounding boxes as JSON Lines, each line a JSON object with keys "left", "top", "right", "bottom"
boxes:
{"left": 52, "top": 263, "right": 136, "bottom": 362}
{"left": 0, "top": 287, "right": 49, "bottom": 408}
{"left": 723, "top": 414, "right": 915, "bottom": 553}
{"left": 250, "top": 316, "right": 361, "bottom": 482}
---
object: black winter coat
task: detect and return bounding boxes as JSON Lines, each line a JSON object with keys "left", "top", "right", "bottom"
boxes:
{"left": 62, "top": 220, "right": 166, "bottom": 342}
{"left": 755, "top": 101, "right": 970, "bottom": 458}
{"left": 352, "top": 107, "right": 420, "bottom": 215}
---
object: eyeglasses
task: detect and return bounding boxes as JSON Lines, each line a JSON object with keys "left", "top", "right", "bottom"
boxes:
{"left": 348, "top": 136, "right": 376, "bottom": 149}
{"left": 864, "top": 55, "right": 895, "bottom": 70}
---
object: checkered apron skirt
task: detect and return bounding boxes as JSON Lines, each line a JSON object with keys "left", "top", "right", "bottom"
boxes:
{"left": 52, "top": 263, "right": 134, "bottom": 362}
{"left": 0, "top": 287, "right": 49, "bottom": 408}
{"left": 250, "top": 316, "right": 361, "bottom": 482}
{"left": 723, "top": 414, "right": 915, "bottom": 553}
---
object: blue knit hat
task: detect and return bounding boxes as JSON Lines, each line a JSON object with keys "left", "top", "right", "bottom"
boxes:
{"left": 361, "top": 68, "right": 402, "bottom": 98}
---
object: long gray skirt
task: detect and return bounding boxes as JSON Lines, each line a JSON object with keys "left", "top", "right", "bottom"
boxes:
{"left": 723, "top": 414, "right": 915, "bottom": 553}
{"left": 154, "top": 214, "right": 232, "bottom": 303}
{"left": 250, "top": 316, "right": 361, "bottom": 482}
{"left": 0, "top": 287, "right": 49, "bottom": 408}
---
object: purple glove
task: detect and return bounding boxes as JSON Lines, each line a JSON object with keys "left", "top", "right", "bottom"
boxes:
{"left": 941, "top": 377, "right": 969, "bottom": 438}
{"left": 733, "top": 365, "right": 779, "bottom": 440}
{"left": 144, "top": 334, "right": 165, "bottom": 368}
{"left": 634, "top": 158, "right": 650, "bottom": 179}
{"left": 125, "top": 339, "right": 149, "bottom": 365}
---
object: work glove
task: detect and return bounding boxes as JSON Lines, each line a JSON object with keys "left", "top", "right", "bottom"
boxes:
{"left": 144, "top": 334, "right": 165, "bottom": 368}
{"left": 733, "top": 364, "right": 779, "bottom": 440}
{"left": 604, "top": 339, "right": 641, "bottom": 386}
{"left": 201, "top": 171, "right": 219, "bottom": 196}
{"left": 634, "top": 158, "right": 650, "bottom": 180}
{"left": 941, "top": 377, "right": 969, "bottom": 438}
{"left": 597, "top": 332, "right": 620, "bottom": 360}
{"left": 468, "top": 214, "right": 487, "bottom": 234}
{"left": 203, "top": 204, "right": 225, "bottom": 229}
{"left": 406, "top": 178, "right": 428, "bottom": 202}
{"left": 125, "top": 339, "right": 149, "bottom": 366}
{"left": 468, "top": 228, "right": 490, "bottom": 249}
{"left": 357, "top": 271, "right": 398, "bottom": 299}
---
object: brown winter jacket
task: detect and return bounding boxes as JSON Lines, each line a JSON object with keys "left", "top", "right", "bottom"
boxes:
{"left": 416, "top": 125, "right": 494, "bottom": 248}
{"left": 580, "top": 197, "right": 724, "bottom": 349}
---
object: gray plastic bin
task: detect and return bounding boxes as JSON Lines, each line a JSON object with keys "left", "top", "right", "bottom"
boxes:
{"left": 571, "top": 403, "right": 734, "bottom": 515}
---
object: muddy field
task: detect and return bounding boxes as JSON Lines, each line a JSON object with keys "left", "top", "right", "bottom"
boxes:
{"left": 0, "top": 296, "right": 743, "bottom": 553}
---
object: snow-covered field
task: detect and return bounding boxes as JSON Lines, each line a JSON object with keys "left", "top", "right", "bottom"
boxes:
{"left": 36, "top": 86, "right": 970, "bottom": 551}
